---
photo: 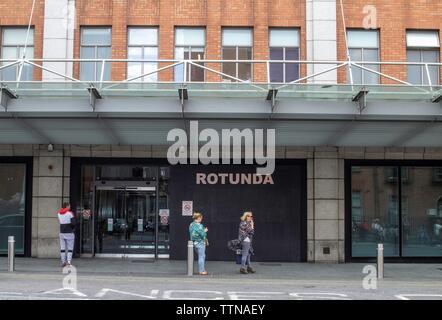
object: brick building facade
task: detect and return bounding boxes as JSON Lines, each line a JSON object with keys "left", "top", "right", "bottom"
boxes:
{"left": 0, "top": 0, "right": 442, "bottom": 263}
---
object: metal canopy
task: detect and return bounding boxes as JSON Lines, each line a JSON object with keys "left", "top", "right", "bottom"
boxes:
{"left": 1, "top": 58, "right": 442, "bottom": 147}
{"left": 1, "top": 117, "right": 442, "bottom": 147}
{"left": 0, "top": 81, "right": 440, "bottom": 102}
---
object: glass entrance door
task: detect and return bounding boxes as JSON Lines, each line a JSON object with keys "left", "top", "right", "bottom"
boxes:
{"left": 95, "top": 186, "right": 157, "bottom": 257}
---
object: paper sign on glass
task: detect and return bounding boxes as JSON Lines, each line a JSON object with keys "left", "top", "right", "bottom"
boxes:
{"left": 107, "top": 218, "right": 113, "bottom": 232}
{"left": 159, "top": 209, "right": 170, "bottom": 217}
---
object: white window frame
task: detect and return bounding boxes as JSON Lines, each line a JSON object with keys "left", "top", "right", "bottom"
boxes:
{"left": 347, "top": 29, "right": 380, "bottom": 85}
{"left": 1, "top": 27, "right": 35, "bottom": 81}
{"left": 221, "top": 28, "right": 253, "bottom": 82}
{"left": 80, "top": 27, "right": 112, "bottom": 81}
{"left": 127, "top": 27, "right": 159, "bottom": 82}
{"left": 269, "top": 28, "right": 300, "bottom": 83}
{"left": 406, "top": 30, "right": 440, "bottom": 85}
{"left": 174, "top": 27, "right": 206, "bottom": 82}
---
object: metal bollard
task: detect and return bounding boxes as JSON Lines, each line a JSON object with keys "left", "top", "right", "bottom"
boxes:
{"left": 187, "top": 240, "right": 194, "bottom": 276}
{"left": 377, "top": 243, "right": 384, "bottom": 279}
{"left": 8, "top": 236, "right": 15, "bottom": 272}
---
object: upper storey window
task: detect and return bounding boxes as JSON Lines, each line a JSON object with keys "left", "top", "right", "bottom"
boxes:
{"left": 1, "top": 28, "right": 34, "bottom": 81}
{"left": 269, "top": 28, "right": 300, "bottom": 83}
{"left": 174, "top": 28, "right": 205, "bottom": 82}
{"left": 80, "top": 27, "right": 112, "bottom": 81}
{"left": 347, "top": 30, "right": 380, "bottom": 84}
{"left": 222, "top": 28, "right": 253, "bottom": 82}
{"left": 406, "top": 30, "right": 440, "bottom": 85}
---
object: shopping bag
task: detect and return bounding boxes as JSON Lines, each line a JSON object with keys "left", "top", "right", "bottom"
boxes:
{"left": 235, "top": 249, "right": 242, "bottom": 265}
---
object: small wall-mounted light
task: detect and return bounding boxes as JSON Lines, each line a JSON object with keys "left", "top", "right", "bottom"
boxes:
{"left": 47, "top": 144, "right": 54, "bottom": 152}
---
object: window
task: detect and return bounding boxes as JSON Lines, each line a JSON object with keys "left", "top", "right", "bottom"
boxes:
{"left": 127, "top": 27, "right": 158, "bottom": 82}
{"left": 269, "top": 29, "right": 300, "bottom": 83}
{"left": 347, "top": 30, "right": 379, "bottom": 84}
{"left": 222, "top": 28, "right": 253, "bottom": 82}
{"left": 351, "top": 165, "right": 442, "bottom": 258}
{"left": 174, "top": 28, "right": 205, "bottom": 82}
{"left": 0, "top": 164, "right": 27, "bottom": 254}
{"left": 351, "top": 166, "right": 400, "bottom": 257}
{"left": 80, "top": 27, "right": 112, "bottom": 81}
{"left": 1, "top": 28, "right": 34, "bottom": 81}
{"left": 406, "top": 30, "right": 440, "bottom": 85}
{"left": 401, "top": 167, "right": 442, "bottom": 257}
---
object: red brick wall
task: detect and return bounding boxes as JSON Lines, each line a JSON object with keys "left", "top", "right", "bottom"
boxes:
{"left": 2, "top": 1, "right": 442, "bottom": 84}
{"left": 337, "top": 0, "right": 442, "bottom": 84}
{"left": 0, "top": 0, "right": 45, "bottom": 80}
{"left": 72, "top": 0, "right": 306, "bottom": 82}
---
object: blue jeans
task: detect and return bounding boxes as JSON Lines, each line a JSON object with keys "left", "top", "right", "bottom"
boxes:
{"left": 241, "top": 241, "right": 252, "bottom": 268}
{"left": 194, "top": 242, "right": 206, "bottom": 273}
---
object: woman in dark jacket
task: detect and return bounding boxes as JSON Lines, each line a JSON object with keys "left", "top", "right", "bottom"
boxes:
{"left": 238, "top": 211, "right": 255, "bottom": 274}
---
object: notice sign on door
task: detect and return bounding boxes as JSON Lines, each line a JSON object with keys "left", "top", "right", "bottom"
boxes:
{"left": 182, "top": 201, "right": 193, "bottom": 216}
{"left": 107, "top": 218, "right": 113, "bottom": 232}
{"left": 137, "top": 219, "right": 143, "bottom": 232}
{"left": 159, "top": 209, "right": 170, "bottom": 225}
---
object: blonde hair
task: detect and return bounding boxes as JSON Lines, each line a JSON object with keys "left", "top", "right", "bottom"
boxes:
{"left": 193, "top": 212, "right": 203, "bottom": 221}
{"left": 240, "top": 211, "right": 253, "bottom": 221}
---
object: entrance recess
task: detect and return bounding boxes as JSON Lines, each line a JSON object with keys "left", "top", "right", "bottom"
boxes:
{"left": 95, "top": 184, "right": 157, "bottom": 258}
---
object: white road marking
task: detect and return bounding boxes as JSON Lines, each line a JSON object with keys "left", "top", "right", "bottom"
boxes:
{"left": 395, "top": 294, "right": 442, "bottom": 300}
{"left": 43, "top": 288, "right": 88, "bottom": 297}
{"left": 0, "top": 292, "right": 22, "bottom": 295}
{"left": 95, "top": 288, "right": 159, "bottom": 299}
{"left": 0, "top": 287, "right": 441, "bottom": 300}
{"left": 289, "top": 292, "right": 351, "bottom": 300}
{"left": 163, "top": 290, "right": 225, "bottom": 300}
{"left": 227, "top": 291, "right": 286, "bottom": 300}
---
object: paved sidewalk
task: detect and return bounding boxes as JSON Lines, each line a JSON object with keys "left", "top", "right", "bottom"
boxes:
{"left": 1, "top": 257, "right": 441, "bottom": 281}
{"left": 0, "top": 258, "right": 441, "bottom": 300}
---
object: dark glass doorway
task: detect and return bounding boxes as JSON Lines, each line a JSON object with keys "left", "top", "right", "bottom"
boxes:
{"left": 77, "top": 163, "right": 171, "bottom": 259}
{"left": 95, "top": 185, "right": 157, "bottom": 257}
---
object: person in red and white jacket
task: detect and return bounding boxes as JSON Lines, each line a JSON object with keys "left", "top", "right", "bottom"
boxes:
{"left": 57, "top": 202, "right": 76, "bottom": 267}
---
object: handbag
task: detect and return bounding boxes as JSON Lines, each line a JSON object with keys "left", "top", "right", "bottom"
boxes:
{"left": 205, "top": 238, "right": 209, "bottom": 246}
{"left": 227, "top": 239, "right": 241, "bottom": 251}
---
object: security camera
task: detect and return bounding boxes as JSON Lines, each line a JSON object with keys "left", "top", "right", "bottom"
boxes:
{"left": 47, "top": 144, "right": 54, "bottom": 152}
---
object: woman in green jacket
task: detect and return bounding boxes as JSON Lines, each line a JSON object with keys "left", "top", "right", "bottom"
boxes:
{"left": 189, "top": 212, "right": 208, "bottom": 275}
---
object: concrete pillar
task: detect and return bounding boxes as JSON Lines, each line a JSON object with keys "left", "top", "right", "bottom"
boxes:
{"left": 307, "top": 147, "right": 344, "bottom": 262}
{"left": 42, "top": 0, "right": 75, "bottom": 81}
{"left": 306, "top": 0, "right": 337, "bottom": 84}
{"left": 32, "top": 145, "right": 70, "bottom": 258}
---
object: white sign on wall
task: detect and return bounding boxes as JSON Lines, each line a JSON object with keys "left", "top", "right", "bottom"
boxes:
{"left": 182, "top": 201, "right": 193, "bottom": 216}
